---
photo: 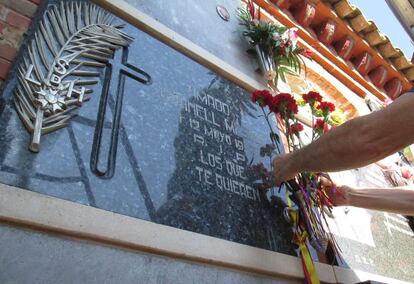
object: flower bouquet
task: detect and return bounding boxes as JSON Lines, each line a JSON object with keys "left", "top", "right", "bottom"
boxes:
{"left": 238, "top": 1, "right": 343, "bottom": 282}
{"left": 238, "top": 0, "right": 313, "bottom": 86}
{"left": 250, "top": 89, "right": 343, "bottom": 284}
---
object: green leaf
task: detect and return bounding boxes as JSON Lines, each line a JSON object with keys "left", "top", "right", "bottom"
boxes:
{"left": 297, "top": 54, "right": 307, "bottom": 79}
{"left": 279, "top": 66, "right": 296, "bottom": 76}
{"left": 278, "top": 67, "right": 286, "bottom": 82}
{"left": 292, "top": 53, "right": 301, "bottom": 74}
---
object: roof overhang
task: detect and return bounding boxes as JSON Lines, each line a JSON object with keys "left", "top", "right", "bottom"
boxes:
{"left": 386, "top": 0, "right": 414, "bottom": 43}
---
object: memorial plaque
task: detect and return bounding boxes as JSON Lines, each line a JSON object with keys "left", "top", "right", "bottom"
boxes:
{"left": 0, "top": 0, "right": 295, "bottom": 255}
{"left": 1, "top": 2, "right": 413, "bottom": 282}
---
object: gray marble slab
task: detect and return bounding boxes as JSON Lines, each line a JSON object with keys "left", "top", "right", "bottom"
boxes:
{"left": 123, "top": 0, "right": 262, "bottom": 81}
{"left": 0, "top": 224, "right": 301, "bottom": 284}
{"left": 0, "top": 3, "right": 295, "bottom": 256}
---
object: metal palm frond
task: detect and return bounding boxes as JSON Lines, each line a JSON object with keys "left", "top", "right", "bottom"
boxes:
{"left": 14, "top": 1, "right": 133, "bottom": 152}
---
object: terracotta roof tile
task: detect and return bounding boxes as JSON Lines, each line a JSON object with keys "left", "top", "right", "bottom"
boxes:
{"left": 327, "top": 0, "right": 414, "bottom": 82}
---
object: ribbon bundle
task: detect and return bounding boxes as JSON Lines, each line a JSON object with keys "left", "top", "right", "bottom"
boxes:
{"left": 285, "top": 175, "right": 342, "bottom": 284}
{"left": 250, "top": 89, "right": 345, "bottom": 283}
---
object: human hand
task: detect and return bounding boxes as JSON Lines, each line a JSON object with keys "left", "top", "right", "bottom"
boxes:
{"left": 272, "top": 154, "right": 298, "bottom": 186}
{"left": 319, "top": 177, "right": 352, "bottom": 206}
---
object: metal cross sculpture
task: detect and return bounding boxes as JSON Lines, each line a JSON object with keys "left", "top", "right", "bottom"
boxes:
{"left": 13, "top": 2, "right": 132, "bottom": 152}
{"left": 90, "top": 47, "right": 152, "bottom": 179}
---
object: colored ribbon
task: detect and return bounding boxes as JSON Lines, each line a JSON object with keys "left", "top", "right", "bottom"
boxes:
{"left": 286, "top": 190, "right": 320, "bottom": 284}
{"left": 294, "top": 231, "right": 320, "bottom": 284}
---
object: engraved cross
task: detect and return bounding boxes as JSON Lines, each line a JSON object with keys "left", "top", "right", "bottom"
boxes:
{"left": 90, "top": 47, "right": 152, "bottom": 179}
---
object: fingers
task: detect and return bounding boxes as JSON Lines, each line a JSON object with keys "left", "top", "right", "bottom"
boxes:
{"left": 319, "top": 176, "right": 333, "bottom": 189}
{"left": 273, "top": 155, "right": 297, "bottom": 186}
{"left": 322, "top": 181, "right": 351, "bottom": 207}
{"left": 273, "top": 156, "right": 288, "bottom": 186}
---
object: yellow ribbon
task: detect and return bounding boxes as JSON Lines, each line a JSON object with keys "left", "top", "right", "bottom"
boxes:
{"left": 286, "top": 190, "right": 292, "bottom": 208}
{"left": 286, "top": 190, "right": 320, "bottom": 284}
{"left": 295, "top": 231, "right": 320, "bottom": 284}
{"left": 286, "top": 191, "right": 298, "bottom": 224}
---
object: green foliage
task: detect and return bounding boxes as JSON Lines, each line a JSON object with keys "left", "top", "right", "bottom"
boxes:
{"left": 274, "top": 46, "right": 307, "bottom": 84}
{"left": 238, "top": 3, "right": 311, "bottom": 86}
{"left": 238, "top": 8, "right": 284, "bottom": 50}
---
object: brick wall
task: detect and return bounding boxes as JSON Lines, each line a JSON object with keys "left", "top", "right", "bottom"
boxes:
{"left": 0, "top": 0, "right": 41, "bottom": 88}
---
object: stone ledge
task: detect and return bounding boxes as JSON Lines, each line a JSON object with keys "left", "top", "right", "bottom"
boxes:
{"left": 0, "top": 183, "right": 336, "bottom": 283}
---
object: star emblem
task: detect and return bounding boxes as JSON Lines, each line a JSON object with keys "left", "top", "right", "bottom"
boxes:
{"left": 34, "top": 87, "right": 66, "bottom": 114}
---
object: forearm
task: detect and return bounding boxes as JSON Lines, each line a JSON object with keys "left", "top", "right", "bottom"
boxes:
{"left": 287, "top": 116, "right": 382, "bottom": 173}
{"left": 346, "top": 187, "right": 414, "bottom": 216}
{"left": 286, "top": 93, "right": 414, "bottom": 174}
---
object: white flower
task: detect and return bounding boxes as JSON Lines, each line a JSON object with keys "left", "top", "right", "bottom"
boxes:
{"left": 287, "top": 27, "right": 299, "bottom": 45}
{"left": 272, "top": 32, "right": 282, "bottom": 41}
{"left": 279, "top": 28, "right": 299, "bottom": 49}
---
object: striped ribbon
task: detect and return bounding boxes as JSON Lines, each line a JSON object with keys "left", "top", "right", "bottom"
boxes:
{"left": 294, "top": 231, "right": 320, "bottom": 284}
{"left": 286, "top": 191, "right": 320, "bottom": 284}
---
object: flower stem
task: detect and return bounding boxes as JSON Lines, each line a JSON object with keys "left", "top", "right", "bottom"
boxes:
{"left": 311, "top": 105, "right": 315, "bottom": 142}
{"left": 261, "top": 107, "right": 281, "bottom": 153}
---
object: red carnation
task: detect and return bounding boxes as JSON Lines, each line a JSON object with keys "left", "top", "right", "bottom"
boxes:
{"left": 313, "top": 118, "right": 325, "bottom": 130}
{"left": 317, "top": 101, "right": 336, "bottom": 115}
{"left": 303, "top": 49, "right": 314, "bottom": 58}
{"left": 270, "top": 93, "right": 298, "bottom": 118}
{"left": 251, "top": 90, "right": 273, "bottom": 107}
{"left": 287, "top": 101, "right": 298, "bottom": 114}
{"left": 313, "top": 119, "right": 332, "bottom": 134}
{"left": 303, "top": 91, "right": 322, "bottom": 105}
{"left": 288, "top": 123, "right": 304, "bottom": 136}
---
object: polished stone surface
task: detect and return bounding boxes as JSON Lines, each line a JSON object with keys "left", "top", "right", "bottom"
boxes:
{"left": 124, "top": 0, "right": 262, "bottom": 81}
{"left": 116, "top": 2, "right": 414, "bottom": 280}
{"left": 0, "top": 10, "right": 294, "bottom": 255}
{"left": 0, "top": 224, "right": 301, "bottom": 284}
